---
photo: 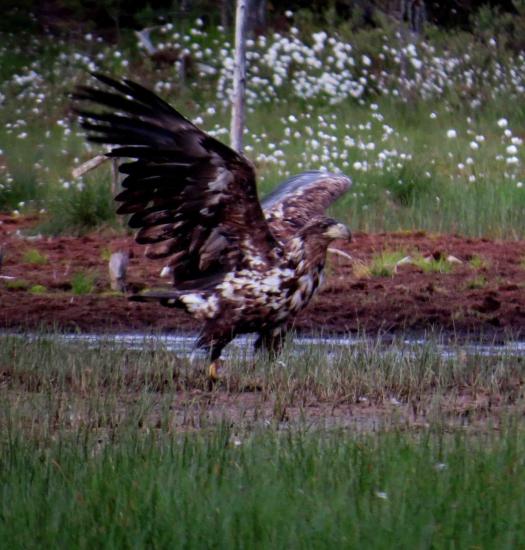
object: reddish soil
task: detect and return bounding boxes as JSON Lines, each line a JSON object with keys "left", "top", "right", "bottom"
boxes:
{"left": 1, "top": 213, "right": 524, "bottom": 340}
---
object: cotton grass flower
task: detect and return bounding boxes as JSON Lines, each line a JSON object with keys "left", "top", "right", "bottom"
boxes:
{"left": 446, "top": 129, "right": 457, "bottom": 139}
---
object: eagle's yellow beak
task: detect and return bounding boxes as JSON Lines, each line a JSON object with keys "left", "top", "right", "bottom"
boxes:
{"left": 323, "top": 222, "right": 351, "bottom": 241}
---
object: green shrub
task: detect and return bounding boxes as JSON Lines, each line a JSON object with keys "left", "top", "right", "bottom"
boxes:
{"left": 71, "top": 271, "right": 96, "bottom": 295}
{"left": 465, "top": 275, "right": 487, "bottom": 289}
{"left": 29, "top": 284, "right": 47, "bottom": 294}
{"left": 4, "top": 279, "right": 30, "bottom": 290}
{"left": 22, "top": 249, "right": 47, "bottom": 265}
{"left": 37, "top": 177, "right": 117, "bottom": 236}
{"left": 369, "top": 250, "right": 408, "bottom": 277}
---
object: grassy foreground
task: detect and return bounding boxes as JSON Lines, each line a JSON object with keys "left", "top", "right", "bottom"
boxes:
{"left": 2, "top": 426, "right": 525, "bottom": 548}
{"left": 1, "top": 334, "right": 525, "bottom": 547}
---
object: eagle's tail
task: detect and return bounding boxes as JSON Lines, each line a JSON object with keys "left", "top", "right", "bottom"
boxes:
{"left": 130, "top": 289, "right": 218, "bottom": 319}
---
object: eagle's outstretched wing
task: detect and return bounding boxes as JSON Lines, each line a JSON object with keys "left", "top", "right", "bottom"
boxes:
{"left": 74, "top": 74, "right": 279, "bottom": 289}
{"left": 262, "top": 171, "right": 351, "bottom": 243}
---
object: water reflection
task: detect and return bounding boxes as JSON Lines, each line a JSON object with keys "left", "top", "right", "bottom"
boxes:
{"left": 2, "top": 331, "right": 525, "bottom": 359}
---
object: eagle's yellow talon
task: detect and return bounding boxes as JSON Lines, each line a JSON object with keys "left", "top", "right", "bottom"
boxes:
{"left": 208, "top": 361, "right": 220, "bottom": 382}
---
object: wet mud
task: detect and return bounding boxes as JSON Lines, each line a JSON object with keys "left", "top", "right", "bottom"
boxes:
{"left": 1, "top": 213, "right": 524, "bottom": 340}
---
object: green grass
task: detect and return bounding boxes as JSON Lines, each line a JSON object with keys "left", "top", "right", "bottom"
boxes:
{"left": 29, "top": 284, "right": 47, "bottom": 294}
{"left": 1, "top": 334, "right": 524, "bottom": 436}
{"left": 22, "top": 248, "right": 48, "bottom": 265}
{"left": 1, "top": 334, "right": 525, "bottom": 547}
{"left": 469, "top": 254, "right": 491, "bottom": 270}
{"left": 71, "top": 271, "right": 97, "bottom": 294}
{"left": 4, "top": 278, "right": 30, "bottom": 290}
{"left": 249, "top": 101, "right": 525, "bottom": 239}
{"left": 413, "top": 255, "right": 455, "bottom": 274}
{"left": 368, "top": 250, "right": 408, "bottom": 277}
{"left": 1, "top": 426, "right": 525, "bottom": 548}
{"left": 366, "top": 249, "right": 456, "bottom": 278}
{"left": 465, "top": 275, "right": 488, "bottom": 289}
{"left": 35, "top": 175, "right": 118, "bottom": 236}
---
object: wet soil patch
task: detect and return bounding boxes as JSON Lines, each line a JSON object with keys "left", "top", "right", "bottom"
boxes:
{"left": 1, "top": 214, "right": 524, "bottom": 340}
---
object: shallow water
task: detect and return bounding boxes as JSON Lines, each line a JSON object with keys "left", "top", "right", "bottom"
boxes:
{"left": 2, "top": 331, "right": 525, "bottom": 359}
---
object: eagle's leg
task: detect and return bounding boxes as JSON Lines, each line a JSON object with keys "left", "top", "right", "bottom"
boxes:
{"left": 254, "top": 325, "right": 288, "bottom": 360}
{"left": 195, "top": 327, "right": 233, "bottom": 383}
{"left": 208, "top": 361, "right": 220, "bottom": 381}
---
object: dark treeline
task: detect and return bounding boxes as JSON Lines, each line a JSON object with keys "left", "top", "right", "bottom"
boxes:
{"left": 1, "top": 0, "right": 521, "bottom": 35}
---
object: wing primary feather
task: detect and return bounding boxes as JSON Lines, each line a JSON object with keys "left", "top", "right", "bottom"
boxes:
{"left": 73, "top": 73, "right": 280, "bottom": 290}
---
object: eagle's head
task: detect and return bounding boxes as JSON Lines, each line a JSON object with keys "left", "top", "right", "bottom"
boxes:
{"left": 294, "top": 216, "right": 351, "bottom": 264}
{"left": 302, "top": 216, "right": 352, "bottom": 243}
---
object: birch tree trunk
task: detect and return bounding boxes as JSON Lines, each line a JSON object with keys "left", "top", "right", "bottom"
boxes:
{"left": 230, "top": 0, "right": 247, "bottom": 153}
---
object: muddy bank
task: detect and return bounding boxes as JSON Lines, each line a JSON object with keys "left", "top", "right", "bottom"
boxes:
{"left": 1, "top": 213, "right": 524, "bottom": 339}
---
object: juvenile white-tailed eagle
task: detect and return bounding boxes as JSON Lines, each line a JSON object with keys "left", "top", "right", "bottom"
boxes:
{"left": 74, "top": 74, "right": 351, "bottom": 378}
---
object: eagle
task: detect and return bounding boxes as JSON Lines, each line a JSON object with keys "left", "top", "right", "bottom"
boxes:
{"left": 74, "top": 74, "right": 352, "bottom": 379}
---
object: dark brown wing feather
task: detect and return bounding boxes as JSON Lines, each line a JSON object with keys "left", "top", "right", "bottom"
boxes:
{"left": 74, "top": 73, "right": 278, "bottom": 289}
{"left": 262, "top": 171, "right": 351, "bottom": 243}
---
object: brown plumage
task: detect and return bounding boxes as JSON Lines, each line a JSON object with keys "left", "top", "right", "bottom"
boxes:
{"left": 74, "top": 74, "right": 352, "bottom": 374}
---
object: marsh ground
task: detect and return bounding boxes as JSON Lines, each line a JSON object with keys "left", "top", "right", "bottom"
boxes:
{"left": 2, "top": 335, "right": 525, "bottom": 547}
{"left": 1, "top": 213, "right": 524, "bottom": 338}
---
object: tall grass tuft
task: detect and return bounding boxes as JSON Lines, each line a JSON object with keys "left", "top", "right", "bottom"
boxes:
{"left": 36, "top": 176, "right": 118, "bottom": 235}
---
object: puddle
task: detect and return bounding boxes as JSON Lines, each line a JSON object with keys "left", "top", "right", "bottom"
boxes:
{"left": 2, "top": 331, "right": 525, "bottom": 359}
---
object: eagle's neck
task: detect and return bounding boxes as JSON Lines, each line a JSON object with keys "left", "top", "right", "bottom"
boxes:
{"left": 285, "top": 235, "right": 328, "bottom": 274}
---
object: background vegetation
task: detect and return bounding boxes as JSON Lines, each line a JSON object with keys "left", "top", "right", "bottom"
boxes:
{"left": 0, "top": 1, "right": 524, "bottom": 237}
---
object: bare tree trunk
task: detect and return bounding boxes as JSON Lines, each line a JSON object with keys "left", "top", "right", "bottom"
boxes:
{"left": 230, "top": 0, "right": 247, "bottom": 153}
{"left": 401, "top": 0, "right": 426, "bottom": 34}
{"left": 411, "top": 0, "right": 426, "bottom": 34}
{"left": 398, "top": 0, "right": 427, "bottom": 100}
{"left": 221, "top": 0, "right": 231, "bottom": 29}
{"left": 247, "top": 0, "right": 267, "bottom": 34}
{"left": 256, "top": 0, "right": 267, "bottom": 32}
{"left": 398, "top": 0, "right": 409, "bottom": 100}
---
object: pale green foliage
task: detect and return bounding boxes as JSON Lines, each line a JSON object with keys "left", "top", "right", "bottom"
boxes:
{"left": 22, "top": 248, "right": 47, "bottom": 265}
{"left": 71, "top": 271, "right": 96, "bottom": 294}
